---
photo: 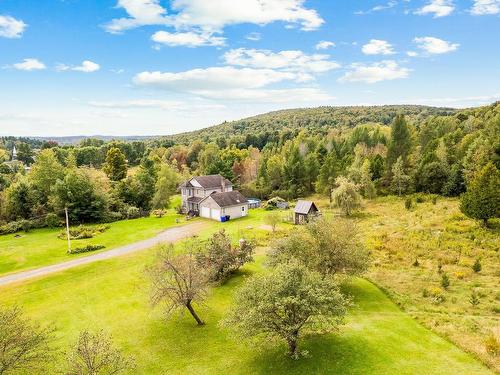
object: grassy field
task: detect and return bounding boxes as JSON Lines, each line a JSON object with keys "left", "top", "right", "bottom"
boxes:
{"left": 0, "top": 249, "right": 490, "bottom": 374}
{"left": 309, "top": 195, "right": 499, "bottom": 371}
{"left": 0, "top": 212, "right": 185, "bottom": 276}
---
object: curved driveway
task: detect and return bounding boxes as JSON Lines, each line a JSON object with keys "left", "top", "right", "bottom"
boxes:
{"left": 0, "top": 221, "right": 209, "bottom": 287}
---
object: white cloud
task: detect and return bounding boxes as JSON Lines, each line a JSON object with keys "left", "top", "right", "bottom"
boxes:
{"left": 104, "top": 0, "right": 168, "bottom": 33}
{"left": 0, "top": 15, "right": 27, "bottom": 38}
{"left": 132, "top": 65, "right": 334, "bottom": 103}
{"left": 105, "top": 0, "right": 323, "bottom": 34}
{"left": 355, "top": 1, "right": 398, "bottom": 15}
{"left": 152, "top": 30, "right": 225, "bottom": 47}
{"left": 407, "top": 51, "right": 418, "bottom": 57}
{"left": 168, "top": 0, "right": 324, "bottom": 32}
{"left": 362, "top": 39, "right": 395, "bottom": 55}
{"left": 133, "top": 67, "right": 298, "bottom": 92}
{"left": 470, "top": 0, "right": 500, "bottom": 15}
{"left": 339, "top": 60, "right": 410, "bottom": 84}
{"left": 415, "top": 0, "right": 455, "bottom": 17}
{"left": 57, "top": 60, "right": 100, "bottom": 73}
{"left": 13, "top": 58, "right": 46, "bottom": 71}
{"left": 414, "top": 37, "right": 459, "bottom": 54}
{"left": 246, "top": 32, "right": 261, "bottom": 41}
{"left": 222, "top": 48, "right": 340, "bottom": 77}
{"left": 315, "top": 40, "right": 335, "bottom": 50}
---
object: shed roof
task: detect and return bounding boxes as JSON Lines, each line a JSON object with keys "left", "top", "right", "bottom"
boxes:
{"left": 205, "top": 191, "right": 247, "bottom": 208}
{"left": 294, "top": 200, "right": 319, "bottom": 215}
{"left": 179, "top": 174, "right": 232, "bottom": 189}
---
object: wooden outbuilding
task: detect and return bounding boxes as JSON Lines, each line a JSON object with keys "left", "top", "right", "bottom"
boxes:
{"left": 294, "top": 200, "right": 319, "bottom": 224}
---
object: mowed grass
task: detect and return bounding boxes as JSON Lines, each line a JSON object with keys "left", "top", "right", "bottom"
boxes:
{"left": 0, "top": 197, "right": 188, "bottom": 276}
{"left": 0, "top": 248, "right": 491, "bottom": 374}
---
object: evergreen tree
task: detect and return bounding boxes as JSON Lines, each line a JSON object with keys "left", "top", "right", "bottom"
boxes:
{"left": 316, "top": 152, "right": 339, "bottom": 200}
{"left": 460, "top": 162, "right": 500, "bottom": 226}
{"left": 386, "top": 114, "right": 412, "bottom": 170}
{"left": 103, "top": 147, "right": 127, "bottom": 181}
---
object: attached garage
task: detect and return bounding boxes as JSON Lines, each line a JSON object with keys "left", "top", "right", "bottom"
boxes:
{"left": 199, "top": 191, "right": 248, "bottom": 222}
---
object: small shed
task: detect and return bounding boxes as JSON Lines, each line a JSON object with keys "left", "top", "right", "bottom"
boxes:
{"left": 294, "top": 200, "right": 319, "bottom": 225}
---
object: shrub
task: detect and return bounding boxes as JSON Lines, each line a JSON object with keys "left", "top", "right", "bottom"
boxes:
{"left": 412, "top": 258, "right": 420, "bottom": 267}
{"left": 415, "top": 194, "right": 425, "bottom": 203}
{"left": 126, "top": 206, "right": 141, "bottom": 219}
{"left": 405, "top": 198, "right": 413, "bottom": 210}
{"left": 44, "top": 213, "right": 61, "bottom": 228}
{"left": 472, "top": 258, "right": 482, "bottom": 273}
{"left": 265, "top": 196, "right": 287, "bottom": 210}
{"left": 469, "top": 289, "right": 480, "bottom": 307}
{"left": 58, "top": 225, "right": 110, "bottom": 240}
{"left": 428, "top": 287, "right": 446, "bottom": 304}
{"left": 441, "top": 273, "right": 450, "bottom": 289}
{"left": 152, "top": 209, "right": 167, "bottom": 218}
{"left": 432, "top": 196, "right": 438, "bottom": 205}
{"left": 484, "top": 334, "right": 500, "bottom": 356}
{"left": 68, "top": 244, "right": 105, "bottom": 254}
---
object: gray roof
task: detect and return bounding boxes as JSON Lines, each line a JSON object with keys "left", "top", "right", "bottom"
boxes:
{"left": 206, "top": 191, "right": 247, "bottom": 208}
{"left": 294, "top": 200, "right": 319, "bottom": 215}
{"left": 179, "top": 175, "right": 232, "bottom": 189}
{"left": 187, "top": 196, "right": 204, "bottom": 203}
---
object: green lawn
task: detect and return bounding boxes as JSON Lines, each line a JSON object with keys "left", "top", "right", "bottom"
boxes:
{"left": 0, "top": 212, "right": 188, "bottom": 276}
{"left": 0, "top": 250, "right": 490, "bottom": 374}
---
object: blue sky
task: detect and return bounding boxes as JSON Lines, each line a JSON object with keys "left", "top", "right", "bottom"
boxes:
{"left": 0, "top": 0, "right": 499, "bottom": 136}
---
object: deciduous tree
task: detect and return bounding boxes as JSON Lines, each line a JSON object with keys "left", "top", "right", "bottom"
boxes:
{"left": 103, "top": 147, "right": 127, "bottom": 182}
{"left": 222, "top": 261, "right": 350, "bottom": 358}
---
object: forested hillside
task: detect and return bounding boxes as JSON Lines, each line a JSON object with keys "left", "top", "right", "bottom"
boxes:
{"left": 165, "top": 105, "right": 457, "bottom": 146}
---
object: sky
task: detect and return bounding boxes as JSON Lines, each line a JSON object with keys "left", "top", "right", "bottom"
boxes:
{"left": 0, "top": 0, "right": 499, "bottom": 136}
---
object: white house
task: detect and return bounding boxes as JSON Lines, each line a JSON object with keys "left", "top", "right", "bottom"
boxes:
{"left": 179, "top": 175, "right": 248, "bottom": 221}
{"left": 199, "top": 190, "right": 248, "bottom": 222}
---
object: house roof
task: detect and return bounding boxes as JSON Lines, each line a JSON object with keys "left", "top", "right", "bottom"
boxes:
{"left": 294, "top": 200, "right": 319, "bottom": 215}
{"left": 179, "top": 175, "right": 232, "bottom": 189}
{"left": 205, "top": 191, "right": 247, "bottom": 208}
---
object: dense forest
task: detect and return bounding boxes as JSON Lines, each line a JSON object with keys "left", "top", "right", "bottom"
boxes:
{"left": 0, "top": 103, "right": 498, "bottom": 230}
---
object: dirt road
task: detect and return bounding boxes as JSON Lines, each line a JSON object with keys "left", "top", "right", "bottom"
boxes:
{"left": 0, "top": 221, "right": 209, "bottom": 287}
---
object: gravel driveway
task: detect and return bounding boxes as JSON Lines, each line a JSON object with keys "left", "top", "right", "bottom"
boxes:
{"left": 0, "top": 221, "right": 209, "bottom": 287}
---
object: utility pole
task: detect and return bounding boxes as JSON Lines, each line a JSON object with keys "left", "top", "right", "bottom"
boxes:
{"left": 65, "top": 207, "right": 71, "bottom": 254}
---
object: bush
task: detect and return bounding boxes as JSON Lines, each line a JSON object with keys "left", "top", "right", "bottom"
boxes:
{"left": 428, "top": 287, "right": 446, "bottom": 304}
{"left": 405, "top": 198, "right": 413, "bottom": 210}
{"left": 469, "top": 289, "right": 480, "bottom": 307}
{"left": 152, "top": 209, "right": 167, "bottom": 218}
{"left": 441, "top": 273, "right": 450, "bottom": 289}
{"left": 484, "top": 334, "right": 500, "bottom": 356}
{"left": 68, "top": 244, "right": 105, "bottom": 254}
{"left": 58, "top": 225, "right": 110, "bottom": 240}
{"left": 0, "top": 219, "right": 34, "bottom": 235}
{"left": 126, "top": 206, "right": 141, "bottom": 219}
{"left": 45, "top": 213, "right": 61, "bottom": 228}
{"left": 265, "top": 196, "right": 287, "bottom": 210}
{"left": 472, "top": 258, "right": 482, "bottom": 273}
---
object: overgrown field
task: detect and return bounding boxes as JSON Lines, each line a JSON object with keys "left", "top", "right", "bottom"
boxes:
{"left": 353, "top": 196, "right": 499, "bottom": 371}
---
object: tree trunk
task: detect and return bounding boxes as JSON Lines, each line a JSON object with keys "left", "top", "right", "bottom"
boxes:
{"left": 287, "top": 337, "right": 298, "bottom": 357}
{"left": 186, "top": 300, "right": 205, "bottom": 326}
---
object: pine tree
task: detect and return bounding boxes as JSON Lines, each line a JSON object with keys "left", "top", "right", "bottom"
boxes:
{"left": 460, "top": 162, "right": 500, "bottom": 226}
{"left": 317, "top": 152, "right": 339, "bottom": 200}
{"left": 386, "top": 114, "right": 412, "bottom": 170}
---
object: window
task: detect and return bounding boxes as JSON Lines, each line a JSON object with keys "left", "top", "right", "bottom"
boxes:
{"left": 242, "top": 206, "right": 245, "bottom": 211}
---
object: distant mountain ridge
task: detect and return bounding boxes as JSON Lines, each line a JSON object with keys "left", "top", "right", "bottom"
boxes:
{"left": 31, "top": 135, "right": 156, "bottom": 145}
{"left": 163, "top": 105, "right": 459, "bottom": 144}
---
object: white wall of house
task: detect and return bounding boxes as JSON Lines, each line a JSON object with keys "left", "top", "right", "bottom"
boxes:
{"left": 199, "top": 197, "right": 248, "bottom": 221}
{"left": 222, "top": 204, "right": 248, "bottom": 219}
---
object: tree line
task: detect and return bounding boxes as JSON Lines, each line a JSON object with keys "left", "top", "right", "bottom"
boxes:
{"left": 0, "top": 103, "right": 498, "bottom": 227}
